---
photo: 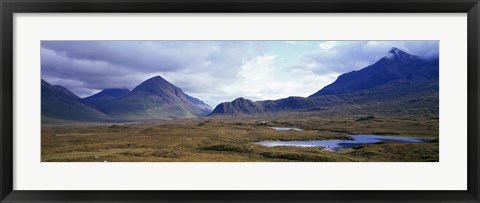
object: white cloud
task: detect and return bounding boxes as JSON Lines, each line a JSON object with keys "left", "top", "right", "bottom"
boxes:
{"left": 285, "top": 41, "right": 310, "bottom": 46}
{"left": 285, "top": 41, "right": 300, "bottom": 45}
{"left": 201, "top": 55, "right": 336, "bottom": 105}
{"left": 319, "top": 41, "right": 337, "bottom": 49}
{"left": 157, "top": 55, "right": 338, "bottom": 106}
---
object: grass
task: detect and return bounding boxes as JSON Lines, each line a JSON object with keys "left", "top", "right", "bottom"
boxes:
{"left": 41, "top": 112, "right": 439, "bottom": 162}
{"left": 355, "top": 115, "right": 376, "bottom": 122}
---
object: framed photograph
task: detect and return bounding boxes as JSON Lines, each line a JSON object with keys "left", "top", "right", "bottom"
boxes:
{"left": 1, "top": 0, "right": 479, "bottom": 202}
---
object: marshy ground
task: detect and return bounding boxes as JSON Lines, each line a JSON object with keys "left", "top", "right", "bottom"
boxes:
{"left": 41, "top": 113, "right": 439, "bottom": 162}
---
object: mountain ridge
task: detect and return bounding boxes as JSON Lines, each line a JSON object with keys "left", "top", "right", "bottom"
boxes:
{"left": 209, "top": 47, "right": 439, "bottom": 116}
{"left": 309, "top": 47, "right": 438, "bottom": 97}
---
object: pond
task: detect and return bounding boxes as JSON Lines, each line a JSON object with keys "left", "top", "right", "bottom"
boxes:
{"left": 254, "top": 134, "right": 428, "bottom": 151}
{"left": 270, "top": 127, "right": 303, "bottom": 131}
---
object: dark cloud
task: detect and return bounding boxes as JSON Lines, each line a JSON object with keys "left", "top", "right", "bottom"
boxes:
{"left": 41, "top": 40, "right": 439, "bottom": 106}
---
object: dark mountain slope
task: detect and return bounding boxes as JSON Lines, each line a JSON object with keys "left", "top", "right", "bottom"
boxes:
{"left": 41, "top": 80, "right": 112, "bottom": 121}
{"left": 83, "top": 88, "right": 131, "bottom": 108}
{"left": 186, "top": 95, "right": 213, "bottom": 112}
{"left": 210, "top": 98, "right": 265, "bottom": 115}
{"left": 309, "top": 47, "right": 438, "bottom": 97}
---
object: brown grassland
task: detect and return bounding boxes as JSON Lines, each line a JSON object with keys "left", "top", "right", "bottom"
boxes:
{"left": 41, "top": 112, "right": 439, "bottom": 162}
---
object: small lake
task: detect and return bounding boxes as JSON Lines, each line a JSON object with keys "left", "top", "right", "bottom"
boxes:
{"left": 270, "top": 127, "right": 303, "bottom": 131}
{"left": 254, "top": 134, "right": 428, "bottom": 151}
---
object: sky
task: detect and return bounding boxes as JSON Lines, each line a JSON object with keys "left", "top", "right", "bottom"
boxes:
{"left": 41, "top": 40, "right": 439, "bottom": 107}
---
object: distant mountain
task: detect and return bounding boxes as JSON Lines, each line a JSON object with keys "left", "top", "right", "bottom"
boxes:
{"left": 186, "top": 95, "right": 213, "bottom": 112}
{"left": 309, "top": 47, "right": 439, "bottom": 97}
{"left": 41, "top": 80, "right": 112, "bottom": 121}
{"left": 209, "top": 97, "right": 321, "bottom": 116}
{"left": 97, "top": 76, "right": 212, "bottom": 119}
{"left": 52, "top": 85, "right": 81, "bottom": 100}
{"left": 210, "top": 98, "right": 265, "bottom": 115}
{"left": 209, "top": 47, "right": 439, "bottom": 116}
{"left": 83, "top": 88, "right": 131, "bottom": 108}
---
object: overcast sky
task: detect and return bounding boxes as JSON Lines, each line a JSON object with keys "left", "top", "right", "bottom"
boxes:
{"left": 41, "top": 40, "right": 439, "bottom": 107}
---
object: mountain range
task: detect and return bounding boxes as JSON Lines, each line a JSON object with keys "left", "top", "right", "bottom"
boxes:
{"left": 42, "top": 76, "right": 212, "bottom": 121}
{"left": 209, "top": 47, "right": 439, "bottom": 116}
{"left": 42, "top": 47, "right": 439, "bottom": 122}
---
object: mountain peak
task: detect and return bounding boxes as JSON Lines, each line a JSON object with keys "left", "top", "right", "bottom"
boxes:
{"left": 385, "top": 47, "right": 412, "bottom": 59}
{"left": 149, "top": 75, "right": 165, "bottom": 80}
{"left": 233, "top": 97, "right": 248, "bottom": 102}
{"left": 209, "top": 97, "right": 263, "bottom": 116}
{"left": 134, "top": 75, "right": 177, "bottom": 93}
{"left": 143, "top": 75, "right": 169, "bottom": 84}
{"left": 389, "top": 47, "right": 403, "bottom": 53}
{"left": 231, "top": 97, "right": 256, "bottom": 105}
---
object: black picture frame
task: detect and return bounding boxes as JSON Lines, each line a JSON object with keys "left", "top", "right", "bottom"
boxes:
{"left": 1, "top": 0, "right": 479, "bottom": 202}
